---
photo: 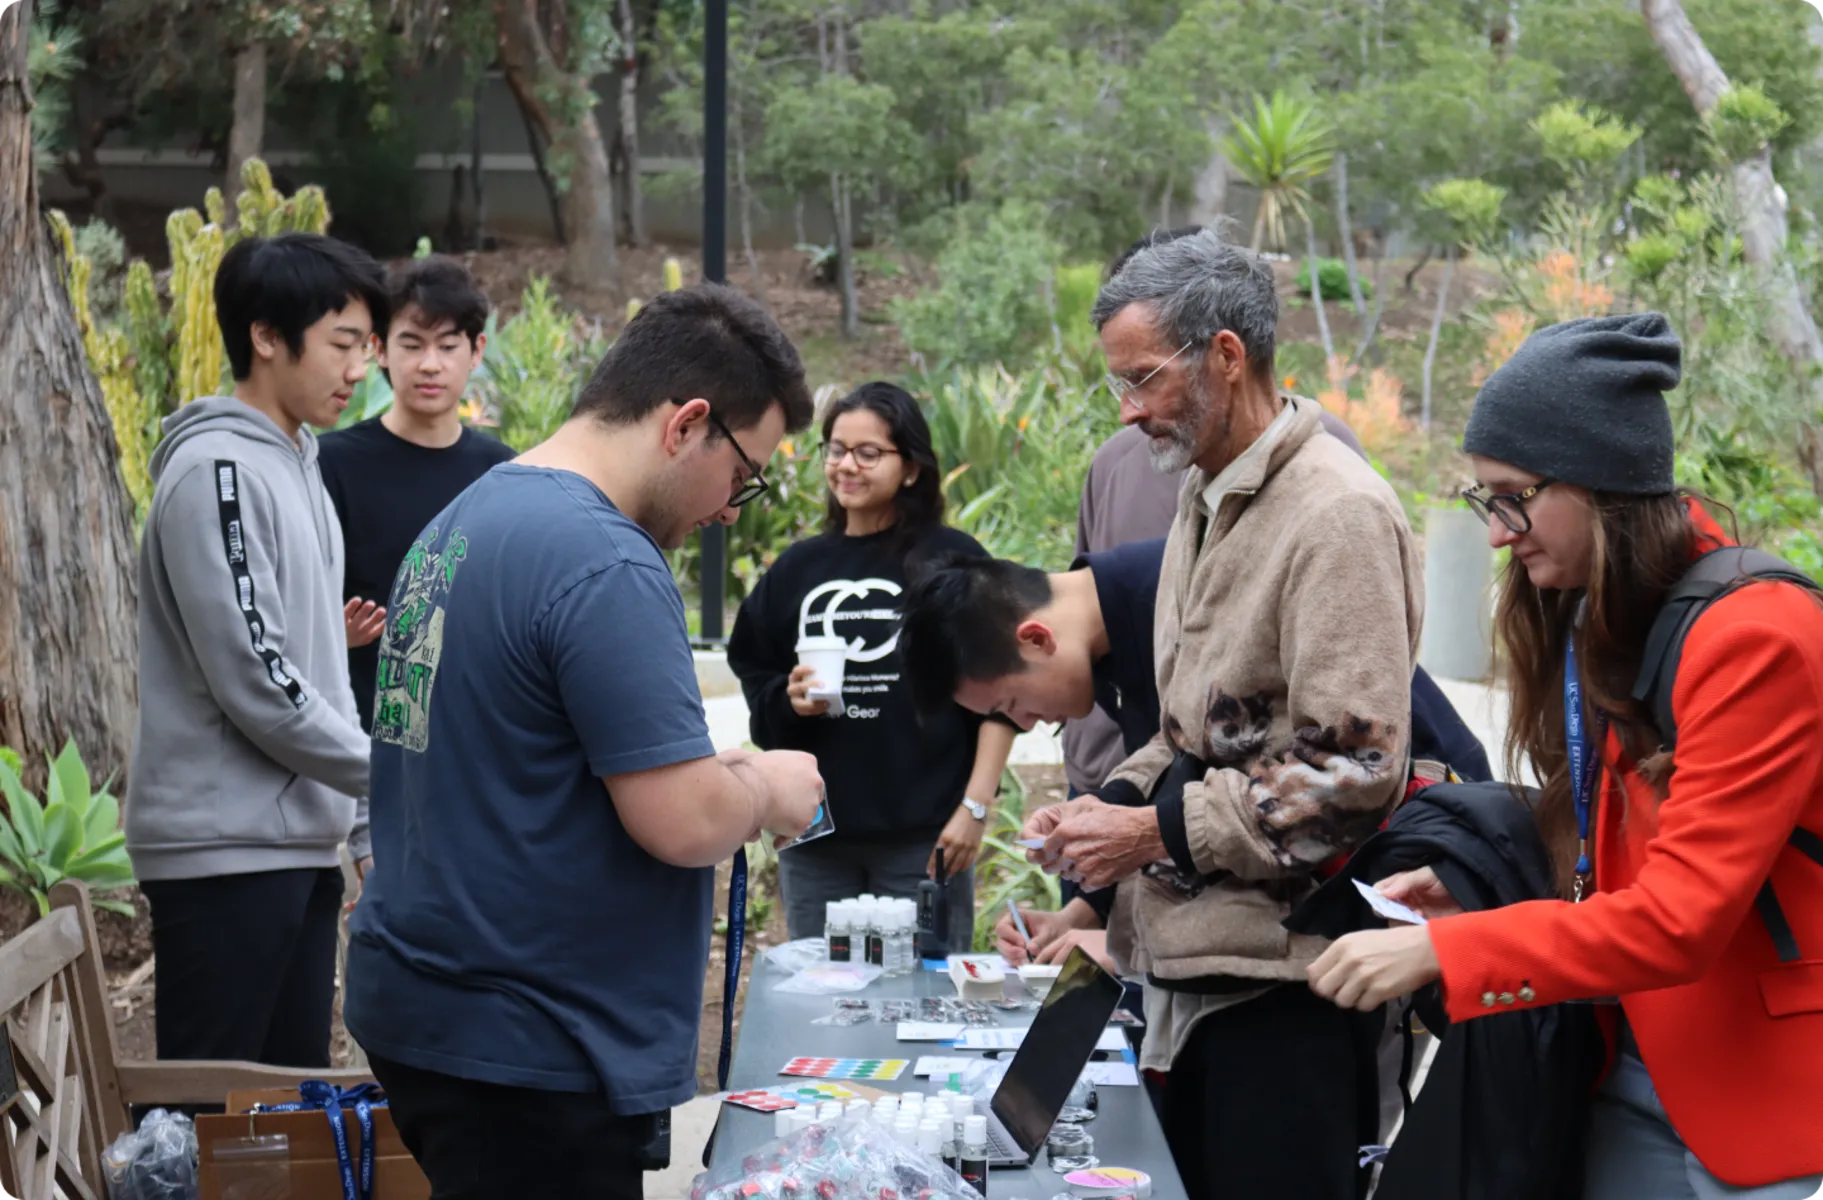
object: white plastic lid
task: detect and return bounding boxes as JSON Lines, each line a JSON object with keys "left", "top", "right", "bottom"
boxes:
{"left": 963, "top": 1115, "right": 988, "bottom": 1147}
{"left": 796, "top": 634, "right": 848, "bottom": 652}
{"left": 895, "top": 1115, "right": 918, "bottom": 1138}
{"left": 918, "top": 1123, "right": 943, "bottom": 1156}
{"left": 901, "top": 1091, "right": 924, "bottom": 1108}
{"left": 926, "top": 1098, "right": 949, "bottom": 1121}
{"left": 790, "top": 1108, "right": 817, "bottom": 1132}
{"left": 859, "top": 893, "right": 878, "bottom": 904}
{"left": 950, "top": 1094, "right": 974, "bottom": 1119}
{"left": 874, "top": 1096, "right": 899, "bottom": 1118}
{"left": 819, "top": 1101, "right": 843, "bottom": 1120}
{"left": 775, "top": 1109, "right": 794, "bottom": 1138}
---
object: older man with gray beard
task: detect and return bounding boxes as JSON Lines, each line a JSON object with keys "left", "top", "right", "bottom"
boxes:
{"left": 1022, "top": 229, "right": 1424, "bottom": 1200}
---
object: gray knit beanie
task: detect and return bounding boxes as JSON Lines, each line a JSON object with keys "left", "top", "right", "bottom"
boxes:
{"left": 1462, "top": 312, "right": 1681, "bottom": 495}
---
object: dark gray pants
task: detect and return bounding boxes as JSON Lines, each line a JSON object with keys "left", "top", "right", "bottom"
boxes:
{"left": 776, "top": 835, "right": 975, "bottom": 948}
{"left": 1584, "top": 1052, "right": 1822, "bottom": 1199}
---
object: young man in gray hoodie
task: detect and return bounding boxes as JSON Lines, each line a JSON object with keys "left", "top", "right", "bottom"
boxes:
{"left": 128, "top": 232, "right": 388, "bottom": 1067}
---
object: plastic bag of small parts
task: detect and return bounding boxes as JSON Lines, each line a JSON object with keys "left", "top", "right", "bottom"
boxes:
{"left": 690, "top": 1111, "right": 978, "bottom": 1200}
{"left": 101, "top": 1108, "right": 199, "bottom": 1200}
{"left": 762, "top": 939, "right": 831, "bottom": 975}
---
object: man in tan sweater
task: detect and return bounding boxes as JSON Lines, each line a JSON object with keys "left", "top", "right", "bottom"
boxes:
{"left": 1024, "top": 229, "right": 1423, "bottom": 1199}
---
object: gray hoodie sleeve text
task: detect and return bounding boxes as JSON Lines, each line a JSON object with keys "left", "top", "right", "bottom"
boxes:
{"left": 157, "top": 460, "right": 372, "bottom": 804}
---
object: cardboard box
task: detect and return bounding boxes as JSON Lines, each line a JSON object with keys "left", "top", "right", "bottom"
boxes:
{"left": 195, "top": 1087, "right": 430, "bottom": 1200}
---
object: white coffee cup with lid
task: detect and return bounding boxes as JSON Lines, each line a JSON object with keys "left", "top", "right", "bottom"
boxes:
{"left": 795, "top": 634, "right": 849, "bottom": 712}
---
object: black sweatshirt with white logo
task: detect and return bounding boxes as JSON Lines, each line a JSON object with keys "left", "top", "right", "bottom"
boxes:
{"left": 729, "top": 524, "right": 990, "bottom": 843}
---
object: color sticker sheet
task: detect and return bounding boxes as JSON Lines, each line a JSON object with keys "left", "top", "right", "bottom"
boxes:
{"left": 724, "top": 1082, "right": 862, "bottom": 1112}
{"left": 780, "top": 1056, "right": 909, "bottom": 1081}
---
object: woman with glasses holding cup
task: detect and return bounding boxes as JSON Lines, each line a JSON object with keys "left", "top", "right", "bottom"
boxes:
{"left": 1307, "top": 313, "right": 1823, "bottom": 1197}
{"left": 729, "top": 382, "right": 1015, "bottom": 943}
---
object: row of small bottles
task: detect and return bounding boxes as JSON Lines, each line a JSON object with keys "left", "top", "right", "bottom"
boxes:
{"left": 774, "top": 1088, "right": 989, "bottom": 1195}
{"left": 824, "top": 894, "right": 919, "bottom": 977}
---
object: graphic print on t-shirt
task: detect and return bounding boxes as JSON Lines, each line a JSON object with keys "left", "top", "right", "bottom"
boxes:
{"left": 798, "top": 577, "right": 900, "bottom": 719}
{"left": 372, "top": 524, "right": 469, "bottom": 752}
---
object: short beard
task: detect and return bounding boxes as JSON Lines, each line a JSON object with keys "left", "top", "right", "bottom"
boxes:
{"left": 1144, "top": 371, "right": 1213, "bottom": 475}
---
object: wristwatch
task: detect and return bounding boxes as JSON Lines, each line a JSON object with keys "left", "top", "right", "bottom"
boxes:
{"left": 961, "top": 797, "right": 988, "bottom": 822}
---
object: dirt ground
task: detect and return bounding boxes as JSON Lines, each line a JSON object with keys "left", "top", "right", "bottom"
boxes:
{"left": 0, "top": 765, "right": 1070, "bottom": 1093}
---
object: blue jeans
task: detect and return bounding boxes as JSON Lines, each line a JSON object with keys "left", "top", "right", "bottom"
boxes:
{"left": 1585, "top": 1051, "right": 1822, "bottom": 1200}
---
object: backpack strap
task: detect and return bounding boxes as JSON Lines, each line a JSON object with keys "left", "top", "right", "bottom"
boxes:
{"left": 1631, "top": 547, "right": 1823, "bottom": 963}
{"left": 1631, "top": 547, "right": 1819, "bottom": 751}
{"left": 1756, "top": 829, "right": 1823, "bottom": 964}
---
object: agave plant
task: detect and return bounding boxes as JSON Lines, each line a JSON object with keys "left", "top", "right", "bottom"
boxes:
{"left": 1223, "top": 91, "right": 1335, "bottom": 253}
{"left": 0, "top": 741, "right": 137, "bottom": 917}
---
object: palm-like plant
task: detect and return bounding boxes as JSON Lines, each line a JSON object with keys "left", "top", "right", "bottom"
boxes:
{"left": 1223, "top": 91, "right": 1335, "bottom": 253}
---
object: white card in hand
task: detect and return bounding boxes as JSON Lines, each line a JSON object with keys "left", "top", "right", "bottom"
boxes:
{"left": 1015, "top": 837, "right": 1046, "bottom": 850}
{"left": 1354, "top": 878, "right": 1428, "bottom": 925}
{"left": 896, "top": 1022, "right": 965, "bottom": 1041}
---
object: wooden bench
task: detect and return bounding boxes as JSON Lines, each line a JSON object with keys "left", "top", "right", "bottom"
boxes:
{"left": 0, "top": 880, "right": 371, "bottom": 1199}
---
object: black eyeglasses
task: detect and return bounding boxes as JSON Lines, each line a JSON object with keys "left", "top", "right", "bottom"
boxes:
{"left": 1462, "top": 479, "right": 1556, "bottom": 534}
{"left": 823, "top": 440, "right": 901, "bottom": 468}
{"left": 706, "top": 409, "right": 770, "bottom": 508}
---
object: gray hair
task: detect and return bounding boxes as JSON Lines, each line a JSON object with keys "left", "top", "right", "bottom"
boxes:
{"left": 1090, "top": 228, "right": 1279, "bottom": 374}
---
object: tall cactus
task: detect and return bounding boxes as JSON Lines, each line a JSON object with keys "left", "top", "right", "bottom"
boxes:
{"left": 54, "top": 157, "right": 336, "bottom": 526}
{"left": 48, "top": 210, "right": 155, "bottom": 513}
{"left": 124, "top": 261, "right": 172, "bottom": 417}
{"left": 162, "top": 157, "right": 334, "bottom": 406}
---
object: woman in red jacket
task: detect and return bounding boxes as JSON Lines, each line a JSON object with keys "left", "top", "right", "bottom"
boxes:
{"left": 1309, "top": 313, "right": 1823, "bottom": 1197}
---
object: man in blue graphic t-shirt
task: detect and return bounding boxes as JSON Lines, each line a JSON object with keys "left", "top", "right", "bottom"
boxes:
{"left": 345, "top": 285, "right": 824, "bottom": 1199}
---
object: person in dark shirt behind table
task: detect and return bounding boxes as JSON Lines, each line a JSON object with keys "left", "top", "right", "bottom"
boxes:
{"left": 318, "top": 256, "right": 514, "bottom": 729}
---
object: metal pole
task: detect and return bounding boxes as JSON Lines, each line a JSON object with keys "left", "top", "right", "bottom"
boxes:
{"left": 698, "top": 0, "right": 729, "bottom": 644}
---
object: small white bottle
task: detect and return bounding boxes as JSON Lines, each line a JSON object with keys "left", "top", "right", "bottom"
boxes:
{"left": 949, "top": 1094, "right": 974, "bottom": 1160}
{"left": 918, "top": 1120, "right": 945, "bottom": 1162}
{"left": 818, "top": 1101, "right": 844, "bottom": 1122}
{"left": 874, "top": 1095, "right": 900, "bottom": 1123}
{"left": 960, "top": 1115, "right": 989, "bottom": 1195}
{"left": 826, "top": 901, "right": 852, "bottom": 962}
{"left": 894, "top": 900, "right": 918, "bottom": 975}
{"left": 865, "top": 902, "right": 886, "bottom": 968}
{"left": 895, "top": 1113, "right": 919, "bottom": 1144}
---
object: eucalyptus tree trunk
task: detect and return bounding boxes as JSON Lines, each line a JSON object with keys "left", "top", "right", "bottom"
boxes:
{"left": 0, "top": 1, "right": 140, "bottom": 782}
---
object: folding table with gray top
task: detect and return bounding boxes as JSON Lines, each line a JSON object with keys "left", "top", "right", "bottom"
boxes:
{"left": 707, "top": 962, "right": 1188, "bottom": 1200}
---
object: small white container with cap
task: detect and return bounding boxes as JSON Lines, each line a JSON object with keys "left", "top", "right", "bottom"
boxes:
{"left": 818, "top": 1101, "right": 844, "bottom": 1121}
{"left": 959, "top": 1114, "right": 989, "bottom": 1196}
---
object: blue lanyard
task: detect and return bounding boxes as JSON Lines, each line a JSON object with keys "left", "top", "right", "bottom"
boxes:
{"left": 718, "top": 847, "right": 747, "bottom": 1090}
{"left": 258, "top": 1081, "right": 384, "bottom": 1200}
{"left": 1563, "top": 635, "right": 1603, "bottom": 901}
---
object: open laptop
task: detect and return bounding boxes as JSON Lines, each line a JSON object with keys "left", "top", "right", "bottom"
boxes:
{"left": 979, "top": 945, "right": 1124, "bottom": 1167}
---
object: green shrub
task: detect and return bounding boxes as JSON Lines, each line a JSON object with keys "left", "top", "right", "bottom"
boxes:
{"left": 470, "top": 277, "right": 611, "bottom": 452}
{"left": 892, "top": 203, "right": 1062, "bottom": 369}
{"left": 1293, "top": 257, "right": 1369, "bottom": 303}
{"left": 0, "top": 741, "right": 136, "bottom": 917}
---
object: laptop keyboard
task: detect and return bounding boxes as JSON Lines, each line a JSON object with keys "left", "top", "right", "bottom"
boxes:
{"left": 986, "top": 1123, "right": 1022, "bottom": 1160}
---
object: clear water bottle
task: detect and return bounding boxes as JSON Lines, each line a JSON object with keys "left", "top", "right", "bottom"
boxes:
{"left": 894, "top": 899, "right": 918, "bottom": 976}
{"left": 826, "top": 900, "right": 851, "bottom": 962}
{"left": 865, "top": 901, "right": 886, "bottom": 968}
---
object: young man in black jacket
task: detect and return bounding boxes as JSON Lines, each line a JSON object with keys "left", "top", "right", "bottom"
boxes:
{"left": 899, "top": 540, "right": 1493, "bottom": 963}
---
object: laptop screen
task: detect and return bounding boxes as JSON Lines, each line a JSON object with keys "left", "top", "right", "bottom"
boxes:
{"left": 990, "top": 946, "right": 1124, "bottom": 1154}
